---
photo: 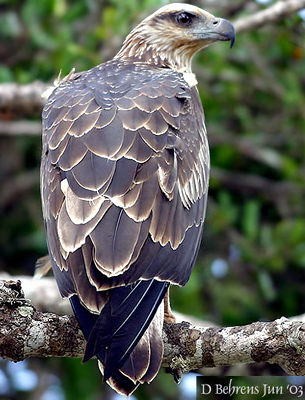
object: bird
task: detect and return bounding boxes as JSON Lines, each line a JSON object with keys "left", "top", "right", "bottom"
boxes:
{"left": 40, "top": 3, "right": 235, "bottom": 396}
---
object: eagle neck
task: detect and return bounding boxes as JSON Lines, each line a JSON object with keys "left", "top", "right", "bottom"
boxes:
{"left": 114, "top": 27, "right": 194, "bottom": 73}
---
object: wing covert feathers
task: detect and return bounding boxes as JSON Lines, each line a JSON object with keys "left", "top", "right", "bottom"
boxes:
{"left": 42, "top": 61, "right": 209, "bottom": 278}
{"left": 41, "top": 60, "right": 209, "bottom": 395}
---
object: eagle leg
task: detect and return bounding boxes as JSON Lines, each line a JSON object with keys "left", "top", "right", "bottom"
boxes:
{"left": 164, "top": 287, "right": 176, "bottom": 323}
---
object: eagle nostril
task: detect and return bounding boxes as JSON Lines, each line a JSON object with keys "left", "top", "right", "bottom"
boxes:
{"left": 212, "top": 18, "right": 220, "bottom": 25}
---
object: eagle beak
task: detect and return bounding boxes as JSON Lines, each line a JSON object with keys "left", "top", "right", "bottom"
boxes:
{"left": 209, "top": 18, "right": 236, "bottom": 48}
{"left": 195, "top": 17, "right": 236, "bottom": 48}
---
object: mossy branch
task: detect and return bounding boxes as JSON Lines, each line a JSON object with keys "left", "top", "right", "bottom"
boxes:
{"left": 1, "top": 279, "right": 304, "bottom": 376}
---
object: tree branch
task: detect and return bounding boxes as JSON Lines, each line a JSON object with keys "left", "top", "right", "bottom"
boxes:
{"left": 1, "top": 279, "right": 305, "bottom": 376}
{"left": 0, "top": 120, "right": 41, "bottom": 136}
{"left": 212, "top": 167, "right": 304, "bottom": 198}
{"left": 0, "top": 280, "right": 84, "bottom": 361}
{"left": 234, "top": 0, "right": 305, "bottom": 33}
{"left": 0, "top": 81, "right": 48, "bottom": 117}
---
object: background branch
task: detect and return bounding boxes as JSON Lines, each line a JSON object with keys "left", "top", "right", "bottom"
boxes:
{"left": 0, "top": 82, "right": 48, "bottom": 117}
{"left": 1, "top": 279, "right": 305, "bottom": 376}
{"left": 0, "top": 0, "right": 304, "bottom": 118}
{"left": 234, "top": 0, "right": 305, "bottom": 33}
{"left": 0, "top": 120, "right": 42, "bottom": 136}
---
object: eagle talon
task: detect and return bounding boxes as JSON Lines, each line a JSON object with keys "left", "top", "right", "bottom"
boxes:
{"left": 165, "top": 367, "right": 183, "bottom": 384}
{"left": 173, "top": 368, "right": 183, "bottom": 384}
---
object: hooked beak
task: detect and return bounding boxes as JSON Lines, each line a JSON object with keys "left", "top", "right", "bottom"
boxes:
{"left": 195, "top": 17, "right": 236, "bottom": 48}
{"left": 211, "top": 18, "right": 236, "bottom": 48}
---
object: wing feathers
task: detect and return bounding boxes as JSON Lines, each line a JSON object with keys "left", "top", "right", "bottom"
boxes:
{"left": 118, "top": 108, "right": 151, "bottom": 131}
{"left": 82, "top": 115, "right": 124, "bottom": 158}
{"left": 145, "top": 110, "right": 168, "bottom": 134}
{"left": 139, "top": 302, "right": 164, "bottom": 383}
{"left": 132, "top": 94, "right": 164, "bottom": 112}
{"left": 104, "top": 157, "right": 138, "bottom": 198}
{"left": 90, "top": 206, "right": 142, "bottom": 275}
{"left": 124, "top": 177, "right": 158, "bottom": 222}
{"left": 58, "top": 197, "right": 111, "bottom": 253}
{"left": 119, "top": 332, "right": 151, "bottom": 384}
{"left": 95, "top": 107, "right": 116, "bottom": 128}
{"left": 58, "top": 136, "right": 87, "bottom": 171}
{"left": 49, "top": 120, "right": 73, "bottom": 150}
{"left": 69, "top": 110, "right": 101, "bottom": 137}
{"left": 64, "top": 102, "right": 90, "bottom": 122}
{"left": 64, "top": 182, "right": 104, "bottom": 224}
{"left": 44, "top": 64, "right": 208, "bottom": 271}
{"left": 124, "top": 134, "right": 153, "bottom": 162}
{"left": 139, "top": 127, "right": 166, "bottom": 151}
{"left": 71, "top": 151, "right": 115, "bottom": 191}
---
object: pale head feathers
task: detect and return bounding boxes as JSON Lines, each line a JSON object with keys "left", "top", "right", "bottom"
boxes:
{"left": 115, "top": 4, "right": 218, "bottom": 73}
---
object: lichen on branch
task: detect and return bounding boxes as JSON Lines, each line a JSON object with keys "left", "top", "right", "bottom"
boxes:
{"left": 1, "top": 279, "right": 305, "bottom": 376}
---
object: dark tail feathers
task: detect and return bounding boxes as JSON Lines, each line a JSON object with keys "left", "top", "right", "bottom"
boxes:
{"left": 70, "top": 279, "right": 169, "bottom": 392}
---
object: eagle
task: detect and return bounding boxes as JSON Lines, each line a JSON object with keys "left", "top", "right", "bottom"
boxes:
{"left": 40, "top": 3, "right": 235, "bottom": 396}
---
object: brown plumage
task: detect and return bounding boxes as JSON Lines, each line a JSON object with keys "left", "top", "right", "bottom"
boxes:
{"left": 40, "top": 3, "right": 235, "bottom": 396}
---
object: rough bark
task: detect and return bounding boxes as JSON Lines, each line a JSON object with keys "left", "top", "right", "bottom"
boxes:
{"left": 0, "top": 280, "right": 84, "bottom": 361}
{"left": 1, "top": 279, "right": 305, "bottom": 376}
{"left": 162, "top": 318, "right": 305, "bottom": 376}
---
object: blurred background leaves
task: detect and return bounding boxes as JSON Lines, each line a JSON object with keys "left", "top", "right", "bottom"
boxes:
{"left": 0, "top": 0, "right": 304, "bottom": 399}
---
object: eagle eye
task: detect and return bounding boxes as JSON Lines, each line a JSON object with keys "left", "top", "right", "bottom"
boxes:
{"left": 176, "top": 12, "right": 193, "bottom": 26}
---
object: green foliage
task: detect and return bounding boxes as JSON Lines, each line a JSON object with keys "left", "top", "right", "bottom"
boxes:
{"left": 60, "top": 358, "right": 103, "bottom": 400}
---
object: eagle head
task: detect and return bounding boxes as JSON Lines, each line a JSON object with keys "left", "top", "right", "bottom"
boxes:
{"left": 116, "top": 3, "right": 235, "bottom": 71}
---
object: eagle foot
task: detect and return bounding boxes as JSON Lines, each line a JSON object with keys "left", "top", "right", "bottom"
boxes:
{"left": 165, "top": 367, "right": 182, "bottom": 384}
